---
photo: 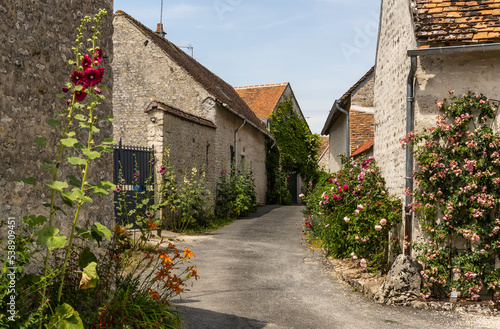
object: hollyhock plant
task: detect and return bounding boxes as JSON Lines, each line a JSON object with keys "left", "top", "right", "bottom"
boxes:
{"left": 71, "top": 70, "right": 85, "bottom": 85}
{"left": 82, "top": 54, "right": 93, "bottom": 70}
{"left": 83, "top": 67, "right": 103, "bottom": 87}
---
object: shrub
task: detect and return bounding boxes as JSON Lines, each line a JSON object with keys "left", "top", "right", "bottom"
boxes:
{"left": 303, "top": 155, "right": 402, "bottom": 272}
{"left": 215, "top": 163, "right": 257, "bottom": 219}
{"left": 404, "top": 91, "right": 500, "bottom": 300}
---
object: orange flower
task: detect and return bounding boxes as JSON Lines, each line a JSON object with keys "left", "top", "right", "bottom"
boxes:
{"left": 148, "top": 288, "right": 161, "bottom": 301}
{"left": 183, "top": 248, "right": 195, "bottom": 259}
{"left": 146, "top": 220, "right": 158, "bottom": 230}
{"left": 159, "top": 252, "right": 173, "bottom": 264}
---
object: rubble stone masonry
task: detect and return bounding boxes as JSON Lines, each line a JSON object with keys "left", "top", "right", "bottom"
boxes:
{"left": 0, "top": 0, "right": 114, "bottom": 231}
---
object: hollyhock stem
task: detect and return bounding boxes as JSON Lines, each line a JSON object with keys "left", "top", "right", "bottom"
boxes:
{"left": 57, "top": 89, "right": 96, "bottom": 302}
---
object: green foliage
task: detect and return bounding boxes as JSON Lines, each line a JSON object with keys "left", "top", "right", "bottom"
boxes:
{"left": 155, "top": 148, "right": 210, "bottom": 232}
{"left": 404, "top": 91, "right": 500, "bottom": 300}
{"left": 215, "top": 163, "right": 257, "bottom": 219}
{"left": 303, "top": 155, "right": 402, "bottom": 272}
{"left": 268, "top": 97, "right": 321, "bottom": 185}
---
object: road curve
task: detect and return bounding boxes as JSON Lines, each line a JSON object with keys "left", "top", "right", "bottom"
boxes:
{"left": 171, "top": 206, "right": 500, "bottom": 329}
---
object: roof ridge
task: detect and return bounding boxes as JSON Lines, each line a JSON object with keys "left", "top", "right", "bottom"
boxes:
{"left": 234, "top": 82, "right": 289, "bottom": 89}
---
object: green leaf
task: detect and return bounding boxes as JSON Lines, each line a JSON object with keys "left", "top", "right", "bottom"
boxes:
{"left": 60, "top": 138, "right": 78, "bottom": 147}
{"left": 56, "top": 93, "right": 65, "bottom": 99}
{"left": 34, "top": 137, "right": 47, "bottom": 146}
{"left": 78, "top": 247, "right": 97, "bottom": 270}
{"left": 70, "top": 188, "right": 93, "bottom": 204}
{"left": 103, "top": 115, "right": 114, "bottom": 122}
{"left": 74, "top": 114, "right": 86, "bottom": 121}
{"left": 21, "top": 177, "right": 37, "bottom": 185}
{"left": 41, "top": 165, "right": 57, "bottom": 174}
{"left": 100, "top": 180, "right": 115, "bottom": 191}
{"left": 98, "top": 145, "right": 114, "bottom": 152}
{"left": 92, "top": 186, "right": 109, "bottom": 196}
{"left": 46, "top": 181, "right": 68, "bottom": 192}
{"left": 60, "top": 192, "right": 75, "bottom": 208}
{"left": 48, "top": 119, "right": 62, "bottom": 127}
{"left": 67, "top": 156, "right": 87, "bottom": 166}
{"left": 82, "top": 148, "right": 100, "bottom": 160}
{"left": 24, "top": 215, "right": 47, "bottom": 228}
{"left": 48, "top": 303, "right": 84, "bottom": 329}
{"left": 101, "top": 138, "right": 116, "bottom": 145}
{"left": 79, "top": 262, "right": 98, "bottom": 289}
{"left": 91, "top": 223, "right": 112, "bottom": 242}
{"left": 67, "top": 175, "right": 82, "bottom": 187}
{"left": 67, "top": 132, "right": 76, "bottom": 137}
{"left": 79, "top": 122, "right": 90, "bottom": 129}
{"left": 68, "top": 60, "right": 75, "bottom": 65}
{"left": 74, "top": 85, "right": 83, "bottom": 91}
{"left": 91, "top": 126, "right": 100, "bottom": 133}
{"left": 36, "top": 226, "right": 67, "bottom": 250}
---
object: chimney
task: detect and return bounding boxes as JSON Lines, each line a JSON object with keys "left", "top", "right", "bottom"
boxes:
{"left": 156, "top": 23, "right": 166, "bottom": 38}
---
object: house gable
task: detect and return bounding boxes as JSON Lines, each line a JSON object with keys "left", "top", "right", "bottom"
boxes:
{"left": 234, "top": 83, "right": 288, "bottom": 119}
{"left": 115, "top": 11, "right": 268, "bottom": 137}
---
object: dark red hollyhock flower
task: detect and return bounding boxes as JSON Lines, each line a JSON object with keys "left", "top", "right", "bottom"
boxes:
{"left": 74, "top": 89, "right": 87, "bottom": 102}
{"left": 62, "top": 86, "right": 70, "bottom": 93}
{"left": 94, "top": 49, "right": 103, "bottom": 64}
{"left": 71, "top": 71, "right": 84, "bottom": 85}
{"left": 95, "top": 88, "right": 102, "bottom": 95}
{"left": 83, "top": 67, "right": 102, "bottom": 87}
{"left": 82, "top": 54, "right": 92, "bottom": 70}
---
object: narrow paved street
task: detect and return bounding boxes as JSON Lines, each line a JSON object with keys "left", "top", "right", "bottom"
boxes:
{"left": 171, "top": 206, "right": 500, "bottom": 329}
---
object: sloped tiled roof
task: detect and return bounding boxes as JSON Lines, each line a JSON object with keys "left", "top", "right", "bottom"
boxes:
{"left": 413, "top": 0, "right": 500, "bottom": 46}
{"left": 350, "top": 138, "right": 374, "bottom": 158}
{"left": 234, "top": 83, "right": 288, "bottom": 119}
{"left": 115, "top": 10, "right": 271, "bottom": 138}
{"left": 318, "top": 136, "right": 329, "bottom": 156}
{"left": 145, "top": 100, "right": 216, "bottom": 129}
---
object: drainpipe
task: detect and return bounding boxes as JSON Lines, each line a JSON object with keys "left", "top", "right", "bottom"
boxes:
{"left": 234, "top": 119, "right": 246, "bottom": 171}
{"left": 335, "top": 100, "right": 350, "bottom": 157}
{"left": 405, "top": 55, "right": 417, "bottom": 256}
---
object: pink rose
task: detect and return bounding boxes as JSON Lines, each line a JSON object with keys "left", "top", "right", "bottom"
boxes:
{"left": 375, "top": 225, "right": 382, "bottom": 231}
{"left": 380, "top": 219, "right": 387, "bottom": 226}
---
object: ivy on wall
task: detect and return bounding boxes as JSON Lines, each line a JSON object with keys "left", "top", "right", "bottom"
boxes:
{"left": 266, "top": 97, "right": 321, "bottom": 204}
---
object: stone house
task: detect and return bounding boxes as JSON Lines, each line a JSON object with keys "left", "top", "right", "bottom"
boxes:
{"left": 321, "top": 67, "right": 375, "bottom": 173}
{"left": 375, "top": 0, "right": 500, "bottom": 253}
{"left": 234, "top": 82, "right": 309, "bottom": 131}
{"left": 235, "top": 82, "right": 311, "bottom": 203}
{"left": 0, "top": 1, "right": 114, "bottom": 231}
{"left": 112, "top": 11, "right": 273, "bottom": 205}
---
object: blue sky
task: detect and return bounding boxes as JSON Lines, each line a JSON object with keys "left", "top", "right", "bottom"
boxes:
{"left": 113, "top": 0, "right": 380, "bottom": 134}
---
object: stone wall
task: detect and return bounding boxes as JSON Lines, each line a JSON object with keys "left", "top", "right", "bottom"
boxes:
{"left": 0, "top": 0, "right": 114, "bottom": 231}
{"left": 374, "top": 0, "right": 417, "bottom": 198}
{"left": 351, "top": 72, "right": 375, "bottom": 107}
{"left": 213, "top": 104, "right": 268, "bottom": 205}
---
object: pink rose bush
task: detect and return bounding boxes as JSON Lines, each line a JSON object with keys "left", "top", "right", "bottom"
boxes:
{"left": 301, "top": 155, "right": 402, "bottom": 272}
{"left": 405, "top": 91, "right": 500, "bottom": 300}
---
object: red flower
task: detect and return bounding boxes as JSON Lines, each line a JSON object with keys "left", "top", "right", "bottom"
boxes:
{"left": 83, "top": 67, "right": 103, "bottom": 87}
{"left": 82, "top": 54, "right": 92, "bottom": 70}
{"left": 94, "top": 49, "right": 103, "bottom": 64}
{"left": 74, "top": 89, "right": 87, "bottom": 101}
{"left": 71, "top": 70, "right": 84, "bottom": 85}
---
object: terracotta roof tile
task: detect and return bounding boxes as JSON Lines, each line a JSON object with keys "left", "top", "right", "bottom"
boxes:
{"left": 350, "top": 138, "right": 374, "bottom": 158}
{"left": 115, "top": 11, "right": 271, "bottom": 138}
{"left": 234, "top": 83, "right": 288, "bottom": 119}
{"left": 412, "top": 0, "right": 500, "bottom": 46}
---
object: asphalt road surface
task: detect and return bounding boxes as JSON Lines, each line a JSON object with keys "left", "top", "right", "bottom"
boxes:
{"left": 171, "top": 206, "right": 500, "bottom": 329}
